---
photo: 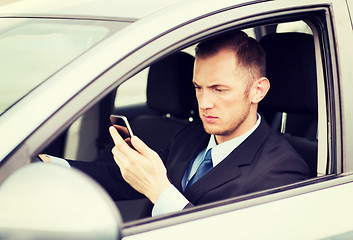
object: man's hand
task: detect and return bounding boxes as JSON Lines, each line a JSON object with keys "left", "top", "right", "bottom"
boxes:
{"left": 109, "top": 126, "right": 171, "bottom": 204}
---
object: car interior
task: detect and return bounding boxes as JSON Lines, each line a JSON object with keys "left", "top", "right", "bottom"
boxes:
{"left": 40, "top": 20, "right": 320, "bottom": 222}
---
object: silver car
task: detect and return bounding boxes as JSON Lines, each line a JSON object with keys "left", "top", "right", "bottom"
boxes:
{"left": 0, "top": 0, "right": 353, "bottom": 239}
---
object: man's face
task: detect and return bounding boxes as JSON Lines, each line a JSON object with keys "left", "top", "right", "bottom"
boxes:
{"left": 193, "top": 48, "right": 257, "bottom": 143}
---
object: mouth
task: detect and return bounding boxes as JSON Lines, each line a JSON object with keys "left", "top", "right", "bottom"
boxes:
{"left": 202, "top": 114, "right": 218, "bottom": 123}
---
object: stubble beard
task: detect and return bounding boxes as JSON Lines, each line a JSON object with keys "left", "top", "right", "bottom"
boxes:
{"left": 201, "top": 100, "right": 251, "bottom": 137}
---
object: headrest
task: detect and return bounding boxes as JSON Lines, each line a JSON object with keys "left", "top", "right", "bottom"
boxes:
{"left": 147, "top": 52, "right": 197, "bottom": 118}
{"left": 259, "top": 33, "right": 318, "bottom": 115}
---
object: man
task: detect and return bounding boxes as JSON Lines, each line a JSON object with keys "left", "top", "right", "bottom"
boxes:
{"left": 41, "top": 31, "right": 309, "bottom": 217}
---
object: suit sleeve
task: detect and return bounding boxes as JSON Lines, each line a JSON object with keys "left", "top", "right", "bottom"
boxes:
{"left": 68, "top": 160, "right": 144, "bottom": 201}
{"left": 67, "top": 140, "right": 173, "bottom": 201}
{"left": 67, "top": 121, "right": 194, "bottom": 202}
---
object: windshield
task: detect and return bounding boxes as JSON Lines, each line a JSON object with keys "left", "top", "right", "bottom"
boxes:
{"left": 0, "top": 18, "right": 129, "bottom": 115}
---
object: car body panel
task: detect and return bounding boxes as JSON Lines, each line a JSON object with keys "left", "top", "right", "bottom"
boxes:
{"left": 335, "top": 0, "right": 353, "bottom": 172}
{"left": 123, "top": 176, "right": 353, "bottom": 240}
{"left": 346, "top": 0, "right": 353, "bottom": 25}
{"left": 0, "top": 0, "right": 186, "bottom": 20}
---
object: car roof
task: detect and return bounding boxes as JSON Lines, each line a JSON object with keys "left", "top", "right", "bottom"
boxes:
{"left": 0, "top": 0, "right": 187, "bottom": 20}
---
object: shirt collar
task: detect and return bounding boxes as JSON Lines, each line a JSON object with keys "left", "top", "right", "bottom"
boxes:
{"left": 206, "top": 113, "right": 261, "bottom": 167}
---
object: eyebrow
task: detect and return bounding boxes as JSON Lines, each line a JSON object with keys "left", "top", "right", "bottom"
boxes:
{"left": 209, "top": 84, "right": 229, "bottom": 89}
{"left": 193, "top": 81, "right": 229, "bottom": 89}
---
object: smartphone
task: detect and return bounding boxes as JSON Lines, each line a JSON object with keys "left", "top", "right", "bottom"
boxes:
{"left": 110, "top": 115, "right": 134, "bottom": 140}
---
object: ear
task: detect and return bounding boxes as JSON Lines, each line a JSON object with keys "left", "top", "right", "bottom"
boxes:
{"left": 250, "top": 77, "right": 270, "bottom": 104}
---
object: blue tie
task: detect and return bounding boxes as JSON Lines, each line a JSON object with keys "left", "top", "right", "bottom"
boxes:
{"left": 185, "top": 149, "right": 213, "bottom": 191}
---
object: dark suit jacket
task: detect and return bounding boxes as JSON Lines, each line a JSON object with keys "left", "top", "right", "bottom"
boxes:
{"left": 69, "top": 118, "right": 309, "bottom": 210}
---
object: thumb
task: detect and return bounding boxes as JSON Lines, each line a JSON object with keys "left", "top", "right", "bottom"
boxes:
{"left": 131, "top": 136, "right": 158, "bottom": 160}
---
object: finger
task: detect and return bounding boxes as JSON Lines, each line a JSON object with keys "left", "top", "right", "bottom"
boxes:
{"left": 111, "top": 146, "right": 130, "bottom": 170}
{"left": 38, "top": 154, "right": 50, "bottom": 163}
{"left": 109, "top": 126, "right": 123, "bottom": 145}
{"left": 109, "top": 126, "right": 131, "bottom": 152}
{"left": 124, "top": 138, "right": 134, "bottom": 149}
{"left": 131, "top": 136, "right": 158, "bottom": 160}
{"left": 113, "top": 124, "right": 130, "bottom": 139}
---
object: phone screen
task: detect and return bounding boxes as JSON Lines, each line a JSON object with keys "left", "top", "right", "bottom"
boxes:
{"left": 110, "top": 115, "right": 134, "bottom": 140}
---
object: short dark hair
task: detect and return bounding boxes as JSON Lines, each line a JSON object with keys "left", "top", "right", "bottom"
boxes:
{"left": 195, "top": 31, "right": 266, "bottom": 82}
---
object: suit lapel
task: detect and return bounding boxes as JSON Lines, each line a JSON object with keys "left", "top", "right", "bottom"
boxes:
{"left": 172, "top": 133, "right": 209, "bottom": 191}
{"left": 166, "top": 120, "right": 210, "bottom": 191}
{"left": 185, "top": 119, "right": 270, "bottom": 204}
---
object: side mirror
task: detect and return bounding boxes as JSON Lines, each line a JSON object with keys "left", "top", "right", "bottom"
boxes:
{"left": 0, "top": 163, "right": 122, "bottom": 240}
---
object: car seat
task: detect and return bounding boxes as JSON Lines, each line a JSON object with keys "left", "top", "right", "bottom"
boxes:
{"left": 130, "top": 51, "right": 197, "bottom": 151}
{"left": 259, "top": 32, "right": 318, "bottom": 178}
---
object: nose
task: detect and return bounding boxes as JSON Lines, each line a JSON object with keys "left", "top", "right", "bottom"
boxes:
{"left": 197, "top": 91, "right": 214, "bottom": 110}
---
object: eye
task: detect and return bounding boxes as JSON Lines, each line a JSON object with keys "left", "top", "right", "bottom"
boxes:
{"left": 215, "top": 88, "right": 227, "bottom": 93}
{"left": 194, "top": 85, "right": 201, "bottom": 91}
